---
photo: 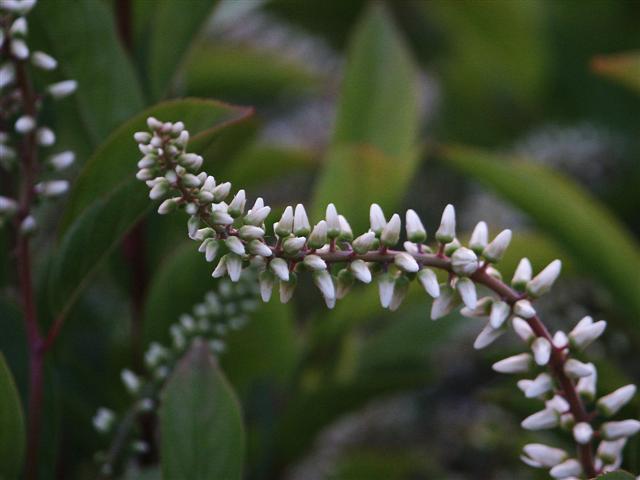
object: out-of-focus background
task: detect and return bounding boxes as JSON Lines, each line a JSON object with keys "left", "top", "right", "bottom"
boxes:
{"left": 1, "top": 0, "right": 639, "bottom": 479}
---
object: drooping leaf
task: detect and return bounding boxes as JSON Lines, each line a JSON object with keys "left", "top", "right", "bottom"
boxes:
{"left": 596, "top": 472, "right": 636, "bottom": 480}
{"left": 592, "top": 51, "right": 640, "bottom": 94}
{"left": 0, "top": 352, "right": 26, "bottom": 479}
{"left": 160, "top": 341, "right": 244, "bottom": 480}
{"left": 50, "top": 99, "right": 254, "bottom": 319}
{"left": 439, "top": 145, "right": 640, "bottom": 324}
{"left": 32, "top": 0, "right": 145, "bottom": 143}
{"left": 145, "top": 0, "right": 219, "bottom": 100}
{"left": 311, "top": 3, "right": 421, "bottom": 232}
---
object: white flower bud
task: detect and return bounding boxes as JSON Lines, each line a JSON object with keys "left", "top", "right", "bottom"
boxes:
{"left": 293, "top": 204, "right": 310, "bottom": 236}
{"left": 211, "top": 210, "right": 234, "bottom": 225}
{"left": 389, "top": 276, "right": 409, "bottom": 311}
{"left": 15, "top": 115, "right": 35, "bottom": 134}
{"left": 573, "top": 422, "right": 593, "bottom": 444}
{"left": 431, "top": 285, "right": 458, "bottom": 320}
{"left": 35, "top": 180, "right": 69, "bottom": 197}
{"left": 258, "top": 271, "right": 274, "bottom": 302}
{"left": 377, "top": 273, "right": 395, "bottom": 309}
{"left": 482, "top": 229, "right": 512, "bottom": 262}
{"left": 553, "top": 330, "right": 569, "bottom": 349}
{"left": 597, "top": 439, "right": 627, "bottom": 464}
{"left": 269, "top": 258, "right": 289, "bottom": 282}
{"left": 93, "top": 408, "right": 115, "bottom": 434}
{"left": 247, "top": 239, "right": 271, "bottom": 257}
{"left": 211, "top": 256, "right": 227, "bottom": 278}
{"left": 597, "top": 385, "right": 636, "bottom": 417}
{"left": 227, "top": 189, "right": 246, "bottom": 217}
{"left": 338, "top": 215, "right": 353, "bottom": 241}
{"left": 512, "top": 316, "right": 535, "bottom": 343}
{"left": 36, "top": 127, "right": 55, "bottom": 146}
{"left": 527, "top": 259, "right": 562, "bottom": 297}
{"left": 455, "top": 277, "right": 477, "bottom": 309}
{"left": 212, "top": 182, "right": 231, "bottom": 202}
{"left": 380, "top": 213, "right": 400, "bottom": 247}
{"left": 187, "top": 216, "right": 200, "bottom": 239}
{"left": 48, "top": 151, "right": 75, "bottom": 170}
{"left": 136, "top": 168, "right": 154, "bottom": 181}
{"left": 369, "top": 203, "right": 386, "bottom": 235}
{"left": 0, "top": 62, "right": 16, "bottom": 89}
{"left": 521, "top": 408, "right": 559, "bottom": 430}
{"left": 513, "top": 299, "right": 536, "bottom": 319}
{"left": 313, "top": 269, "right": 335, "bottom": 308}
{"left": 524, "top": 373, "right": 553, "bottom": 398}
{"left": 0, "top": 196, "right": 18, "bottom": 215}
{"left": 511, "top": 257, "right": 532, "bottom": 290}
{"left": 522, "top": 443, "right": 568, "bottom": 468}
{"left": 451, "top": 247, "right": 479, "bottom": 276}
{"left": 10, "top": 38, "right": 29, "bottom": 59}
{"left": 473, "top": 322, "right": 505, "bottom": 350}
{"left": 157, "top": 197, "right": 177, "bottom": 215}
{"left": 569, "top": 316, "right": 606, "bottom": 350}
{"left": 352, "top": 230, "right": 375, "bottom": 253}
{"left": 564, "top": 359, "right": 594, "bottom": 379}
{"left": 225, "top": 236, "right": 245, "bottom": 256}
{"left": 532, "top": 337, "right": 552, "bottom": 366}
{"left": 225, "top": 253, "right": 243, "bottom": 282}
{"left": 405, "top": 209, "right": 426, "bottom": 243}
{"left": 149, "top": 180, "right": 169, "bottom": 200}
{"left": 121, "top": 369, "right": 140, "bottom": 394}
{"left": 493, "top": 353, "right": 533, "bottom": 374}
{"left": 394, "top": 252, "right": 419, "bottom": 273}
{"left": 601, "top": 420, "right": 640, "bottom": 440}
{"left": 134, "top": 131, "right": 151, "bottom": 144}
{"left": 417, "top": 269, "right": 440, "bottom": 298}
{"left": 238, "top": 225, "right": 264, "bottom": 241}
{"left": 349, "top": 259, "right": 371, "bottom": 283}
{"left": 244, "top": 205, "right": 271, "bottom": 226}
{"left": 47, "top": 80, "right": 78, "bottom": 99}
{"left": 303, "top": 254, "right": 327, "bottom": 271}
{"left": 19, "top": 215, "right": 36, "bottom": 234}
{"left": 182, "top": 173, "right": 201, "bottom": 188}
{"left": 469, "top": 221, "right": 488, "bottom": 254}
{"left": 444, "top": 238, "right": 461, "bottom": 256}
{"left": 546, "top": 394, "right": 570, "bottom": 413}
{"left": 489, "top": 300, "right": 510, "bottom": 329}
{"left": 549, "top": 458, "right": 582, "bottom": 478}
{"left": 283, "top": 236, "right": 306, "bottom": 255}
{"left": 279, "top": 273, "right": 297, "bottom": 303}
{"left": 435, "top": 204, "right": 456, "bottom": 243}
{"left": 325, "top": 203, "right": 341, "bottom": 239}
{"left": 275, "top": 206, "right": 294, "bottom": 237}
{"left": 307, "top": 220, "right": 328, "bottom": 249}
{"left": 336, "top": 269, "right": 354, "bottom": 299}
{"left": 10, "top": 16, "right": 27, "bottom": 35}
{"left": 576, "top": 363, "right": 597, "bottom": 400}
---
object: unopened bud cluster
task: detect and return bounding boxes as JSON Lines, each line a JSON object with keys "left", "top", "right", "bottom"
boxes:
{"left": 0, "top": 0, "right": 78, "bottom": 230}
{"left": 135, "top": 119, "right": 638, "bottom": 477}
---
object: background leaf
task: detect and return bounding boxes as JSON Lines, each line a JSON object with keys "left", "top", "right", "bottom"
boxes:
{"left": 310, "top": 3, "right": 421, "bottom": 232}
{"left": 0, "top": 352, "right": 26, "bottom": 480}
{"left": 596, "top": 472, "right": 636, "bottom": 480}
{"left": 160, "top": 341, "right": 244, "bottom": 480}
{"left": 592, "top": 51, "right": 640, "bottom": 94}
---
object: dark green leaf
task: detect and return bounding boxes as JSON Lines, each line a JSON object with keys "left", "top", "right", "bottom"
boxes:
{"left": 596, "top": 472, "right": 636, "bottom": 480}
{"left": 0, "top": 352, "right": 25, "bottom": 480}
{"left": 146, "top": 0, "right": 219, "bottom": 100}
{"left": 311, "top": 3, "right": 421, "bottom": 232}
{"left": 160, "top": 341, "right": 244, "bottom": 480}
{"left": 439, "top": 145, "right": 640, "bottom": 324}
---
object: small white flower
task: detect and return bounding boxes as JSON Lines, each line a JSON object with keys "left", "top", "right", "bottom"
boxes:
{"left": 258, "top": 271, "right": 274, "bottom": 302}
{"left": 369, "top": 203, "right": 386, "bottom": 235}
{"left": 489, "top": 300, "right": 509, "bottom": 329}
{"left": 527, "top": 259, "right": 562, "bottom": 297}
{"left": 573, "top": 422, "right": 593, "bottom": 444}
{"left": 225, "top": 254, "right": 243, "bottom": 282}
{"left": 244, "top": 205, "right": 271, "bottom": 226}
{"left": 279, "top": 274, "right": 297, "bottom": 303}
{"left": 0, "top": 196, "right": 18, "bottom": 214}
{"left": 211, "top": 210, "right": 234, "bottom": 225}
{"left": 211, "top": 256, "right": 227, "bottom": 278}
{"left": 380, "top": 213, "right": 401, "bottom": 246}
{"left": 0, "top": 0, "right": 37, "bottom": 14}
{"left": 19, "top": 215, "right": 36, "bottom": 234}
{"left": 225, "top": 236, "right": 245, "bottom": 256}
{"left": 523, "top": 373, "right": 553, "bottom": 398}
{"left": 283, "top": 236, "right": 306, "bottom": 256}
{"left": 238, "top": 225, "right": 265, "bottom": 241}
{"left": 121, "top": 369, "right": 140, "bottom": 394}
{"left": 303, "top": 254, "right": 327, "bottom": 271}
{"left": 308, "top": 220, "right": 328, "bottom": 249}
{"left": 513, "top": 299, "right": 536, "bottom": 319}
{"left": 269, "top": 258, "right": 289, "bottom": 282}
{"left": 0, "top": 62, "right": 16, "bottom": 89}
{"left": 394, "top": 252, "right": 419, "bottom": 273}
{"left": 47, "top": 79, "right": 78, "bottom": 99}
{"left": 564, "top": 359, "right": 594, "bottom": 379}
{"left": 417, "top": 269, "right": 440, "bottom": 298}
{"left": 247, "top": 239, "right": 272, "bottom": 257}
{"left": 352, "top": 230, "right": 376, "bottom": 253}
{"left": 576, "top": 363, "right": 597, "bottom": 400}
{"left": 597, "top": 384, "right": 636, "bottom": 417}
{"left": 531, "top": 337, "right": 552, "bottom": 366}
{"left": 212, "top": 182, "right": 231, "bottom": 202}
{"left": 293, "top": 204, "right": 310, "bottom": 236}
{"left": 36, "top": 127, "right": 56, "bottom": 146}
{"left": 405, "top": 209, "right": 426, "bottom": 243}
{"left": 522, "top": 443, "right": 568, "bottom": 468}
{"left": 313, "top": 270, "right": 335, "bottom": 308}
{"left": 482, "top": 229, "right": 512, "bottom": 263}
{"left": 473, "top": 322, "right": 505, "bottom": 350}
{"left": 521, "top": 408, "right": 559, "bottom": 430}
{"left": 469, "top": 221, "right": 488, "bottom": 254}
{"left": 460, "top": 296, "right": 492, "bottom": 318}
{"left": 455, "top": 277, "right": 477, "bottom": 309}
{"left": 569, "top": 316, "right": 606, "bottom": 350}
{"left": 546, "top": 394, "right": 570, "bottom": 413}
{"left": 597, "top": 439, "right": 627, "bottom": 464}
{"left": 31, "top": 51, "right": 57, "bottom": 70}
{"left": 388, "top": 276, "right": 409, "bottom": 311}
{"left": 34, "top": 180, "right": 69, "bottom": 197}
{"left": 435, "top": 204, "right": 456, "bottom": 243}
{"left": 349, "top": 260, "right": 371, "bottom": 283}
{"left": 377, "top": 273, "right": 395, "bottom": 309}
{"left": 549, "top": 459, "right": 582, "bottom": 478}
{"left": 48, "top": 151, "right": 75, "bottom": 170}
{"left": 227, "top": 189, "right": 246, "bottom": 217}
{"left": 493, "top": 353, "right": 532, "bottom": 374}
{"left": 15, "top": 115, "right": 35, "bottom": 134}
{"left": 512, "top": 317, "right": 535, "bottom": 343}
{"left": 338, "top": 215, "right": 353, "bottom": 241}
{"left": 601, "top": 420, "right": 640, "bottom": 440}
{"left": 451, "top": 247, "right": 479, "bottom": 276}
{"left": 92, "top": 408, "right": 115, "bottom": 434}
{"left": 553, "top": 330, "right": 569, "bottom": 349}
{"left": 325, "top": 203, "right": 341, "bottom": 239}
{"left": 10, "top": 38, "right": 29, "bottom": 60}
{"left": 430, "top": 285, "right": 458, "bottom": 320}
{"left": 511, "top": 257, "right": 532, "bottom": 290}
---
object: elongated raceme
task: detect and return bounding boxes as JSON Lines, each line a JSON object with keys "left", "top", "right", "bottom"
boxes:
{"left": 135, "top": 119, "right": 638, "bottom": 478}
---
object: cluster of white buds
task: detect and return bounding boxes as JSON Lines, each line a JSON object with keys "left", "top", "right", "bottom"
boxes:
{"left": 0, "top": 0, "right": 77, "bottom": 230}
{"left": 135, "top": 119, "right": 639, "bottom": 477}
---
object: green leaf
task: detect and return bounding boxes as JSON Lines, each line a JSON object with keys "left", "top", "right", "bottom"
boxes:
{"left": 32, "top": 0, "right": 145, "bottom": 142}
{"left": 50, "top": 99, "right": 254, "bottom": 318}
{"left": 146, "top": 0, "right": 219, "bottom": 100}
{"left": 439, "top": 145, "right": 640, "bottom": 324}
{"left": 311, "top": 3, "right": 421, "bottom": 232}
{"left": 160, "top": 341, "right": 244, "bottom": 480}
{"left": 0, "top": 352, "right": 25, "bottom": 480}
{"left": 592, "top": 51, "right": 640, "bottom": 94}
{"left": 596, "top": 472, "right": 636, "bottom": 480}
